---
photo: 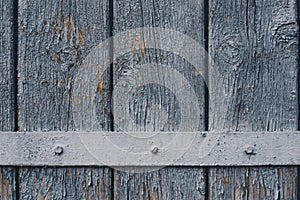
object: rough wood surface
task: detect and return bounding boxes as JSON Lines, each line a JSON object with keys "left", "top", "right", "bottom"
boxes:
{"left": 18, "top": 0, "right": 112, "bottom": 199}
{"left": 0, "top": 0, "right": 17, "bottom": 199}
{"left": 0, "top": 168, "right": 15, "bottom": 200}
{"left": 19, "top": 168, "right": 111, "bottom": 200}
{"left": 209, "top": 0, "right": 299, "bottom": 199}
{"left": 113, "top": 0, "right": 207, "bottom": 199}
{"left": 114, "top": 167, "right": 206, "bottom": 199}
{"left": 0, "top": 0, "right": 15, "bottom": 131}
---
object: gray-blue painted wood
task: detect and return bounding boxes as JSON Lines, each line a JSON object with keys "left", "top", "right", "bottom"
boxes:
{"left": 209, "top": 0, "right": 299, "bottom": 199}
{"left": 1, "top": 0, "right": 299, "bottom": 199}
{"left": 18, "top": 0, "right": 112, "bottom": 199}
{"left": 0, "top": 0, "right": 16, "bottom": 199}
{"left": 113, "top": 0, "right": 207, "bottom": 199}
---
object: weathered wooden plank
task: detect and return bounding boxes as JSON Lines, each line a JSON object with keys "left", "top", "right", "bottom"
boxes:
{"left": 0, "top": 168, "right": 16, "bottom": 200}
{"left": 18, "top": 0, "right": 112, "bottom": 199}
{"left": 0, "top": 0, "right": 15, "bottom": 131}
{"left": 114, "top": 167, "right": 206, "bottom": 199}
{"left": 0, "top": 0, "right": 17, "bottom": 199}
{"left": 209, "top": 0, "right": 299, "bottom": 199}
{"left": 1, "top": 131, "right": 300, "bottom": 166}
{"left": 19, "top": 168, "right": 111, "bottom": 200}
{"left": 113, "top": 0, "right": 207, "bottom": 199}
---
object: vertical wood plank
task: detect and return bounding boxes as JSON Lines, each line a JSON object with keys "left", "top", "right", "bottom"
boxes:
{"left": 0, "top": 168, "right": 15, "bottom": 200}
{"left": 113, "top": 0, "right": 207, "bottom": 199}
{"left": 0, "top": 0, "right": 17, "bottom": 199}
{"left": 209, "top": 0, "right": 299, "bottom": 199}
{"left": 18, "top": 0, "right": 112, "bottom": 199}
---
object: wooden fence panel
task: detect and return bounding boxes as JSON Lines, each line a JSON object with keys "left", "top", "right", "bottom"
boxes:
{"left": 0, "top": 0, "right": 17, "bottom": 199}
{"left": 113, "top": 0, "right": 207, "bottom": 199}
{"left": 209, "top": 0, "right": 299, "bottom": 199}
{"left": 18, "top": 0, "right": 112, "bottom": 199}
{"left": 1, "top": 0, "right": 298, "bottom": 199}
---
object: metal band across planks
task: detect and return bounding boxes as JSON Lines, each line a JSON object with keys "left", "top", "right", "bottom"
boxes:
{"left": 1, "top": 131, "right": 299, "bottom": 166}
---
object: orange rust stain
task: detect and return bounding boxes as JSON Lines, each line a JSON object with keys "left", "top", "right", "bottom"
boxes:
{"left": 104, "top": 106, "right": 109, "bottom": 114}
{"left": 56, "top": 52, "right": 62, "bottom": 64}
{"left": 78, "top": 28, "right": 85, "bottom": 46}
{"left": 55, "top": 24, "right": 59, "bottom": 32}
{"left": 97, "top": 75, "right": 106, "bottom": 94}
{"left": 100, "top": 98, "right": 106, "bottom": 104}
{"left": 76, "top": 97, "right": 81, "bottom": 105}
{"left": 64, "top": 16, "right": 72, "bottom": 40}
{"left": 150, "top": 190, "right": 157, "bottom": 200}
{"left": 74, "top": 48, "right": 82, "bottom": 62}
{"left": 67, "top": 172, "right": 72, "bottom": 178}
{"left": 57, "top": 80, "right": 61, "bottom": 89}
{"left": 131, "top": 44, "right": 138, "bottom": 54}
{"left": 96, "top": 66, "right": 104, "bottom": 79}
{"left": 141, "top": 38, "right": 147, "bottom": 55}
{"left": 131, "top": 35, "right": 147, "bottom": 55}
{"left": 67, "top": 77, "right": 72, "bottom": 103}
{"left": 221, "top": 173, "right": 229, "bottom": 184}
{"left": 0, "top": 174, "right": 13, "bottom": 199}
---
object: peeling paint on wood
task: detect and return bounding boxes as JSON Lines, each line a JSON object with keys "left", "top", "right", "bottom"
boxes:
{"left": 19, "top": 168, "right": 111, "bottom": 200}
{"left": 18, "top": 0, "right": 112, "bottom": 199}
{"left": 1, "top": 0, "right": 299, "bottom": 199}
{"left": 114, "top": 167, "right": 206, "bottom": 200}
{"left": 209, "top": 0, "right": 299, "bottom": 199}
{"left": 0, "top": 0, "right": 17, "bottom": 199}
{"left": 0, "top": 168, "right": 16, "bottom": 200}
{"left": 113, "top": 0, "right": 206, "bottom": 199}
{"left": 0, "top": 0, "right": 15, "bottom": 131}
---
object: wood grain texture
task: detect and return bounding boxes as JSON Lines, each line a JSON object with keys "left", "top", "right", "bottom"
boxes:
{"left": 209, "top": 0, "right": 299, "bottom": 199}
{"left": 114, "top": 167, "right": 206, "bottom": 199}
{"left": 113, "top": 0, "right": 207, "bottom": 199}
{"left": 18, "top": 0, "right": 112, "bottom": 199}
{"left": 0, "top": 0, "right": 15, "bottom": 131}
{"left": 0, "top": 0, "right": 17, "bottom": 199}
{"left": 0, "top": 168, "right": 15, "bottom": 200}
{"left": 19, "top": 168, "right": 111, "bottom": 200}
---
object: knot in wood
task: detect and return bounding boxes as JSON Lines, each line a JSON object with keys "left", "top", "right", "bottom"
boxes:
{"left": 215, "top": 34, "right": 245, "bottom": 73}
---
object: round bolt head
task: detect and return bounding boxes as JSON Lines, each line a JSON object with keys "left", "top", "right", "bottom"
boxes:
{"left": 245, "top": 146, "right": 255, "bottom": 155}
{"left": 54, "top": 146, "right": 64, "bottom": 155}
{"left": 151, "top": 147, "right": 159, "bottom": 154}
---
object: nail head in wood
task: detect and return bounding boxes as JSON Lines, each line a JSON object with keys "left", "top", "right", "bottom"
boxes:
{"left": 245, "top": 146, "right": 256, "bottom": 155}
{"left": 151, "top": 147, "right": 159, "bottom": 154}
{"left": 54, "top": 146, "right": 63, "bottom": 155}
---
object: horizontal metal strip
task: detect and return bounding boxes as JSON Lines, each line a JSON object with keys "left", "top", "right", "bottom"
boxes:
{"left": 0, "top": 131, "right": 299, "bottom": 166}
